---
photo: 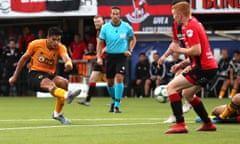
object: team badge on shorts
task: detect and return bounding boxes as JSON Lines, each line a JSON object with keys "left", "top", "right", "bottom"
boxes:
{"left": 120, "top": 66, "right": 126, "bottom": 74}
{"left": 38, "top": 75, "right": 44, "bottom": 80}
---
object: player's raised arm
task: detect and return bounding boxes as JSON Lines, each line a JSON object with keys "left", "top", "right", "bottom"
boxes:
{"left": 170, "top": 44, "right": 201, "bottom": 56}
{"left": 158, "top": 40, "right": 179, "bottom": 65}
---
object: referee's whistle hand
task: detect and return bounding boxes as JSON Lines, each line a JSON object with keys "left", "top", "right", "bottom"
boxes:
{"left": 97, "top": 58, "right": 103, "bottom": 65}
{"left": 124, "top": 51, "right": 132, "bottom": 57}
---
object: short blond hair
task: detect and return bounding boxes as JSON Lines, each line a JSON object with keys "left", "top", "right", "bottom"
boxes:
{"left": 93, "top": 15, "right": 103, "bottom": 20}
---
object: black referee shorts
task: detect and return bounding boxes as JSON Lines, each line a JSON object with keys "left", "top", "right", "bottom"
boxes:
{"left": 105, "top": 53, "right": 127, "bottom": 79}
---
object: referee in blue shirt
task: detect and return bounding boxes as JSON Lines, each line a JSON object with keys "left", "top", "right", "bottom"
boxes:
{"left": 97, "top": 6, "right": 136, "bottom": 113}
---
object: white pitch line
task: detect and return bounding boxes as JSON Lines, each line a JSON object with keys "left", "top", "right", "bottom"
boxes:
{"left": 0, "top": 118, "right": 196, "bottom": 131}
{"left": 0, "top": 118, "right": 166, "bottom": 122}
{"left": 0, "top": 122, "right": 165, "bottom": 131}
{"left": 0, "top": 117, "right": 194, "bottom": 122}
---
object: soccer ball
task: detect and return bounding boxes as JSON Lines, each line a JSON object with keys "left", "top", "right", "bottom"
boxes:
{"left": 154, "top": 85, "right": 168, "bottom": 103}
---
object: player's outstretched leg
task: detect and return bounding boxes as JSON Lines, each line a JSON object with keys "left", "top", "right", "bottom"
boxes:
{"left": 66, "top": 89, "right": 81, "bottom": 104}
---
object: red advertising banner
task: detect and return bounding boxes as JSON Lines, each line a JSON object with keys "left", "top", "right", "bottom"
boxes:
{"left": 11, "top": 0, "right": 80, "bottom": 12}
{"left": 98, "top": 0, "right": 173, "bottom": 32}
{"left": 0, "top": 0, "right": 97, "bottom": 18}
{"left": 191, "top": 0, "right": 240, "bottom": 14}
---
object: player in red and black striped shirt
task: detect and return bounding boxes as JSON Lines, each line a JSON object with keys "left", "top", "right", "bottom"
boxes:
{"left": 162, "top": 1, "right": 218, "bottom": 134}
{"left": 78, "top": 16, "right": 106, "bottom": 106}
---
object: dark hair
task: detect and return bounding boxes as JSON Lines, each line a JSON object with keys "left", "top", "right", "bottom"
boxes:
{"left": 47, "top": 26, "right": 63, "bottom": 37}
{"left": 171, "top": 0, "right": 190, "bottom": 5}
{"left": 139, "top": 52, "right": 146, "bottom": 56}
{"left": 233, "top": 49, "right": 240, "bottom": 54}
{"left": 111, "top": 6, "right": 121, "bottom": 11}
{"left": 8, "top": 37, "right": 16, "bottom": 43}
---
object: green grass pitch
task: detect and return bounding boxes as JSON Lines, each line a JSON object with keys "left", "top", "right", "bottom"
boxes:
{"left": 0, "top": 97, "right": 238, "bottom": 144}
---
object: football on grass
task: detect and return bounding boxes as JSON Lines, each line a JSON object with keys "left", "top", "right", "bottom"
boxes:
{"left": 154, "top": 85, "right": 168, "bottom": 103}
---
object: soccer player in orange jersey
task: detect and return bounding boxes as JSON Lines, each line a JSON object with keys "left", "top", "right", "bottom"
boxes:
{"left": 9, "top": 27, "right": 81, "bottom": 124}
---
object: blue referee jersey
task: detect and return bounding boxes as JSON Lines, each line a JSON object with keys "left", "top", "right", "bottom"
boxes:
{"left": 99, "top": 21, "right": 134, "bottom": 54}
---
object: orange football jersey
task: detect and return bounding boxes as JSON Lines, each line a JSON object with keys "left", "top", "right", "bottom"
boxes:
{"left": 26, "top": 39, "right": 68, "bottom": 75}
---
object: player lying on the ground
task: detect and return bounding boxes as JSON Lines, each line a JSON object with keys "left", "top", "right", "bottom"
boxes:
{"left": 196, "top": 93, "right": 240, "bottom": 123}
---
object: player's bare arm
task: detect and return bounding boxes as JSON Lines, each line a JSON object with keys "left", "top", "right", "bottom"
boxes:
{"left": 9, "top": 53, "right": 31, "bottom": 86}
{"left": 96, "top": 37, "right": 106, "bottom": 54}
{"left": 62, "top": 54, "right": 73, "bottom": 72}
{"left": 96, "top": 39, "right": 104, "bottom": 65}
{"left": 67, "top": 46, "right": 73, "bottom": 57}
{"left": 171, "top": 58, "right": 191, "bottom": 73}
{"left": 101, "top": 46, "right": 106, "bottom": 54}
{"left": 129, "top": 35, "right": 136, "bottom": 51}
{"left": 158, "top": 40, "right": 179, "bottom": 65}
{"left": 125, "top": 35, "right": 136, "bottom": 57}
{"left": 170, "top": 44, "right": 201, "bottom": 56}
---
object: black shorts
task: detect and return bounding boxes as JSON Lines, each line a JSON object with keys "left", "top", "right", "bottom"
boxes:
{"left": 105, "top": 53, "right": 127, "bottom": 79}
{"left": 93, "top": 59, "right": 106, "bottom": 73}
{"left": 183, "top": 67, "right": 218, "bottom": 87}
{"left": 27, "top": 71, "right": 55, "bottom": 92}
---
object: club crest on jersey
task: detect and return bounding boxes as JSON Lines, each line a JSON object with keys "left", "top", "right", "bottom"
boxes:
{"left": 186, "top": 29, "right": 193, "bottom": 37}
